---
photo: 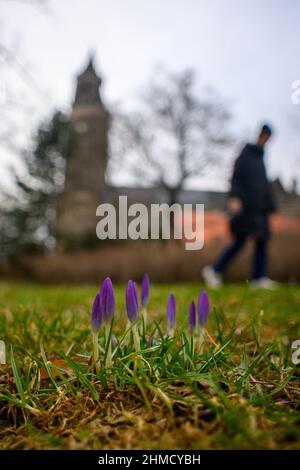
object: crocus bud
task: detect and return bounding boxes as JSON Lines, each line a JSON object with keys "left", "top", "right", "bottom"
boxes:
{"left": 198, "top": 290, "right": 210, "bottom": 327}
{"left": 167, "top": 293, "right": 176, "bottom": 329}
{"left": 189, "top": 300, "right": 196, "bottom": 331}
{"left": 126, "top": 280, "right": 139, "bottom": 322}
{"left": 91, "top": 293, "right": 102, "bottom": 332}
{"left": 100, "top": 277, "right": 115, "bottom": 323}
{"left": 141, "top": 273, "right": 150, "bottom": 306}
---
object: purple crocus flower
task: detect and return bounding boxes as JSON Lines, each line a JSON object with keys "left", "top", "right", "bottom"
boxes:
{"left": 167, "top": 293, "right": 176, "bottom": 329}
{"left": 198, "top": 290, "right": 210, "bottom": 327}
{"left": 126, "top": 280, "right": 139, "bottom": 322}
{"left": 100, "top": 277, "right": 115, "bottom": 323}
{"left": 141, "top": 273, "right": 150, "bottom": 306}
{"left": 91, "top": 293, "right": 102, "bottom": 332}
{"left": 189, "top": 300, "right": 196, "bottom": 331}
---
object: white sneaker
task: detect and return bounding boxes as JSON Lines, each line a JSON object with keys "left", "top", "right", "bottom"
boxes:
{"left": 202, "top": 265, "right": 223, "bottom": 288}
{"left": 250, "top": 277, "right": 278, "bottom": 290}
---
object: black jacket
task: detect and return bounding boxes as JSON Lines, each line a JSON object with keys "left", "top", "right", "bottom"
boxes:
{"left": 229, "top": 143, "right": 276, "bottom": 238}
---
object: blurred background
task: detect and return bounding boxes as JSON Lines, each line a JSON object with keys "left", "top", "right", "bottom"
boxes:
{"left": 0, "top": 0, "right": 299, "bottom": 283}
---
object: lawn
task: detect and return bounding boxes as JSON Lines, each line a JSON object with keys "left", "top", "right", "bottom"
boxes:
{"left": 0, "top": 281, "right": 299, "bottom": 450}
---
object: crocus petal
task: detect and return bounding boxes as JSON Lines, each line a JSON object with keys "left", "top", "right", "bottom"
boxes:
{"left": 91, "top": 293, "right": 102, "bottom": 332}
{"left": 126, "top": 280, "right": 139, "bottom": 322}
{"left": 100, "top": 277, "right": 116, "bottom": 323}
{"left": 198, "top": 290, "right": 210, "bottom": 327}
{"left": 189, "top": 300, "right": 196, "bottom": 330}
{"left": 141, "top": 273, "right": 150, "bottom": 306}
{"left": 167, "top": 293, "right": 176, "bottom": 328}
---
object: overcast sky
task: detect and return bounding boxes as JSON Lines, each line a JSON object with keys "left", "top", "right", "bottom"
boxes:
{"left": 1, "top": 0, "right": 300, "bottom": 192}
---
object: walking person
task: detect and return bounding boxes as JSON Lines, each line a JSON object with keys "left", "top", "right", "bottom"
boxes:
{"left": 202, "top": 124, "right": 277, "bottom": 289}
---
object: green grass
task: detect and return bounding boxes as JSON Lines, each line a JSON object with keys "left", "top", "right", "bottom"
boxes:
{"left": 0, "top": 281, "right": 299, "bottom": 450}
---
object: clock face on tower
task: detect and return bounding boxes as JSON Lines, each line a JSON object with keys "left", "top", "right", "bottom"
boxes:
{"left": 74, "top": 121, "right": 88, "bottom": 134}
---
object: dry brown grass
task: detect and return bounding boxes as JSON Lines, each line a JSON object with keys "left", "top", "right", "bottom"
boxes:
{"left": 1, "top": 376, "right": 299, "bottom": 450}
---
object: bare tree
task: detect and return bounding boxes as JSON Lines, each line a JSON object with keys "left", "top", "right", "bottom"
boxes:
{"left": 110, "top": 69, "right": 233, "bottom": 205}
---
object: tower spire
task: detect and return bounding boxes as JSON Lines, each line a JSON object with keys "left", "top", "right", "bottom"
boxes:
{"left": 74, "top": 53, "right": 102, "bottom": 105}
{"left": 82, "top": 51, "right": 97, "bottom": 75}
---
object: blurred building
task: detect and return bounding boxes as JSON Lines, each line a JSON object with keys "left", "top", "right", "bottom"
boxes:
{"left": 57, "top": 56, "right": 300, "bottom": 244}
{"left": 57, "top": 56, "right": 109, "bottom": 242}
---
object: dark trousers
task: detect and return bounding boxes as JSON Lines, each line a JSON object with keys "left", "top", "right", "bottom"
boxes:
{"left": 213, "top": 235, "right": 268, "bottom": 280}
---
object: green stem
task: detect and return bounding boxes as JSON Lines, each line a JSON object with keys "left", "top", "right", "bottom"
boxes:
{"left": 92, "top": 330, "right": 100, "bottom": 373}
{"left": 142, "top": 306, "right": 147, "bottom": 328}
{"left": 124, "top": 320, "right": 131, "bottom": 346}
{"left": 132, "top": 323, "right": 141, "bottom": 353}
{"left": 168, "top": 327, "right": 174, "bottom": 338}
{"left": 189, "top": 331, "right": 194, "bottom": 355}
{"left": 166, "top": 327, "right": 174, "bottom": 363}
{"left": 105, "top": 323, "right": 112, "bottom": 368}
{"left": 198, "top": 328, "right": 205, "bottom": 354}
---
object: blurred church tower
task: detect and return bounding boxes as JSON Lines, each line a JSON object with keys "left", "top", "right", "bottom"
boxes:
{"left": 57, "top": 55, "right": 109, "bottom": 244}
